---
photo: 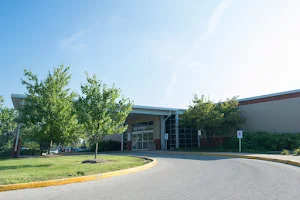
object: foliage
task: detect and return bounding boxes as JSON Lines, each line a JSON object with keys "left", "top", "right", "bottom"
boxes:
{"left": 293, "top": 148, "right": 300, "bottom": 156}
{"left": 280, "top": 149, "right": 289, "bottom": 155}
{"left": 214, "top": 97, "right": 246, "bottom": 147}
{"left": 181, "top": 95, "right": 245, "bottom": 147}
{"left": 90, "top": 140, "right": 121, "bottom": 152}
{"left": 20, "top": 148, "right": 41, "bottom": 156}
{"left": 224, "top": 132, "right": 300, "bottom": 151}
{"left": 76, "top": 73, "right": 133, "bottom": 159}
{"left": 0, "top": 96, "right": 17, "bottom": 150}
{"left": 19, "top": 65, "right": 82, "bottom": 151}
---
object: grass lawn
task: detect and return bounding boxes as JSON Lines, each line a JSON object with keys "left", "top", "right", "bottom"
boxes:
{"left": 0, "top": 155, "right": 145, "bottom": 185}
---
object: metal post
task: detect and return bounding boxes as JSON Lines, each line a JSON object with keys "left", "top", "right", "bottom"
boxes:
{"left": 165, "top": 139, "right": 167, "bottom": 151}
{"left": 14, "top": 124, "right": 21, "bottom": 152}
{"left": 121, "top": 132, "right": 124, "bottom": 151}
{"left": 175, "top": 113, "right": 179, "bottom": 148}
{"left": 163, "top": 111, "right": 172, "bottom": 151}
{"left": 239, "top": 138, "right": 241, "bottom": 152}
{"left": 198, "top": 135, "right": 200, "bottom": 148}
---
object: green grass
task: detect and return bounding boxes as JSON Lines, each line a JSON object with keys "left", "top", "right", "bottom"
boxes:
{"left": 0, "top": 155, "right": 145, "bottom": 185}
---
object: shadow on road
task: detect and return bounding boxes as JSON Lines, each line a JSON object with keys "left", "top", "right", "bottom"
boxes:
{"left": 102, "top": 151, "right": 235, "bottom": 161}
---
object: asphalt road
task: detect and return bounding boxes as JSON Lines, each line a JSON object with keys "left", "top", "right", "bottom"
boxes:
{"left": 1, "top": 153, "right": 300, "bottom": 200}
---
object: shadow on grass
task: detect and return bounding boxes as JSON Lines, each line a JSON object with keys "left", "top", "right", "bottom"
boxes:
{"left": 0, "top": 164, "right": 52, "bottom": 170}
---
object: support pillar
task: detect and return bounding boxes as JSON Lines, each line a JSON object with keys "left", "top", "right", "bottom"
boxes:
{"left": 12, "top": 124, "right": 21, "bottom": 158}
{"left": 160, "top": 116, "right": 165, "bottom": 150}
{"left": 175, "top": 113, "right": 179, "bottom": 148}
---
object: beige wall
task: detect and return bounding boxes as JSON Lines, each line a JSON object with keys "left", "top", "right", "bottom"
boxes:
{"left": 104, "top": 114, "right": 161, "bottom": 142}
{"left": 239, "top": 97, "right": 300, "bottom": 133}
{"left": 126, "top": 114, "right": 161, "bottom": 140}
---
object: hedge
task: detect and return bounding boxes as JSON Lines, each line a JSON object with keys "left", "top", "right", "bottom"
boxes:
{"left": 223, "top": 132, "right": 300, "bottom": 151}
{"left": 90, "top": 140, "right": 121, "bottom": 152}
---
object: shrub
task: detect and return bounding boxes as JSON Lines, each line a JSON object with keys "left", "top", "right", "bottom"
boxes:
{"left": 90, "top": 140, "right": 121, "bottom": 152}
{"left": 20, "top": 148, "right": 41, "bottom": 156}
{"left": 293, "top": 148, "right": 300, "bottom": 156}
{"left": 280, "top": 149, "right": 289, "bottom": 155}
{"left": 0, "top": 149, "right": 11, "bottom": 157}
{"left": 223, "top": 132, "right": 300, "bottom": 152}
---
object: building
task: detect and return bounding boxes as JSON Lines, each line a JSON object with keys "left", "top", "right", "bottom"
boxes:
{"left": 11, "top": 89, "right": 300, "bottom": 151}
{"left": 239, "top": 89, "right": 300, "bottom": 133}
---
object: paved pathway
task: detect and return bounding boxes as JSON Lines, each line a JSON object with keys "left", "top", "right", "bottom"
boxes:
{"left": 1, "top": 152, "right": 300, "bottom": 200}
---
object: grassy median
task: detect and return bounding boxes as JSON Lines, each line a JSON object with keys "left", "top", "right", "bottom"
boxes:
{"left": 0, "top": 155, "right": 145, "bottom": 185}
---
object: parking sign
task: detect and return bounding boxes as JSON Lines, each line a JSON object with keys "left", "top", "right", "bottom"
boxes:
{"left": 237, "top": 130, "right": 243, "bottom": 139}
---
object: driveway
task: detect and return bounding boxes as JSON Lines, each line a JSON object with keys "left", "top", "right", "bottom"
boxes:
{"left": 1, "top": 152, "right": 300, "bottom": 200}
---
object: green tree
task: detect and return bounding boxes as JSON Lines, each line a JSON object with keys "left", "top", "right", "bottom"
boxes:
{"left": 215, "top": 97, "right": 246, "bottom": 147}
{"left": 76, "top": 73, "right": 133, "bottom": 159}
{"left": 0, "top": 96, "right": 17, "bottom": 150}
{"left": 181, "top": 95, "right": 224, "bottom": 147}
{"left": 19, "top": 65, "right": 82, "bottom": 152}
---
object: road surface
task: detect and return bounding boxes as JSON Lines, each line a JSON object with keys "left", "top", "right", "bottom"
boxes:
{"left": 1, "top": 153, "right": 300, "bottom": 200}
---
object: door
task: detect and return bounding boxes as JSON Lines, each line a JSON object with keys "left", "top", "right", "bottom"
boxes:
{"left": 132, "top": 133, "right": 143, "bottom": 150}
{"left": 132, "top": 131, "right": 154, "bottom": 150}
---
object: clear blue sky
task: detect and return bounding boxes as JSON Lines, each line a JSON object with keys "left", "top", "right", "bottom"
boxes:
{"left": 1, "top": 0, "right": 299, "bottom": 108}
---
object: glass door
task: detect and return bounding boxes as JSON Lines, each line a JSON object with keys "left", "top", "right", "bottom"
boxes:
{"left": 132, "top": 133, "right": 143, "bottom": 150}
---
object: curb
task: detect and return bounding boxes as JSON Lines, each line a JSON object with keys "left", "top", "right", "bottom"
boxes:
{"left": 153, "top": 151, "right": 300, "bottom": 167}
{"left": 0, "top": 156, "right": 157, "bottom": 192}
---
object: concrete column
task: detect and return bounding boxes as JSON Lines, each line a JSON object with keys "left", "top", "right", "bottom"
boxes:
{"left": 160, "top": 116, "right": 165, "bottom": 150}
{"left": 175, "top": 113, "right": 179, "bottom": 148}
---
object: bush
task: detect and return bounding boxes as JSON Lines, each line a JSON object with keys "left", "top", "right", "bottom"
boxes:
{"left": 280, "top": 149, "right": 289, "bottom": 155}
{"left": 20, "top": 148, "right": 41, "bottom": 156}
{"left": 223, "top": 132, "right": 300, "bottom": 152}
{"left": 0, "top": 149, "right": 11, "bottom": 157}
{"left": 90, "top": 140, "right": 121, "bottom": 152}
{"left": 293, "top": 148, "right": 300, "bottom": 156}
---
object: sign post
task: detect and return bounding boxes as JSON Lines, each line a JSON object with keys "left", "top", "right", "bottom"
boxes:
{"left": 121, "top": 132, "right": 124, "bottom": 151}
{"left": 237, "top": 130, "right": 243, "bottom": 152}
{"left": 165, "top": 133, "right": 169, "bottom": 151}
{"left": 198, "top": 130, "right": 202, "bottom": 148}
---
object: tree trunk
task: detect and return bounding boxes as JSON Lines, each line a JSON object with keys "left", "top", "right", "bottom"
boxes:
{"left": 94, "top": 141, "right": 98, "bottom": 159}
{"left": 48, "top": 140, "right": 53, "bottom": 154}
{"left": 218, "top": 137, "right": 223, "bottom": 148}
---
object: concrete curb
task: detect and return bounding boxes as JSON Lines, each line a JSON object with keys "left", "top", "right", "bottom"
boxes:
{"left": 153, "top": 151, "right": 300, "bottom": 167}
{"left": 0, "top": 156, "right": 157, "bottom": 192}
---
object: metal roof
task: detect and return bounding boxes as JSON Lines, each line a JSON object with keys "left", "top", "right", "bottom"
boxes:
{"left": 238, "top": 89, "right": 300, "bottom": 102}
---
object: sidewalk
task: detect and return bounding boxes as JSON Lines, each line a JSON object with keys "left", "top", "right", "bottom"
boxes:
{"left": 145, "top": 150, "right": 300, "bottom": 167}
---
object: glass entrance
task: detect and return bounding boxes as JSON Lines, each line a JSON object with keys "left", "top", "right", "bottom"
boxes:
{"left": 132, "top": 131, "right": 153, "bottom": 150}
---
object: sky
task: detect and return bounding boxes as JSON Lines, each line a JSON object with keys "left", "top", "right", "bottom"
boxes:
{"left": 0, "top": 0, "right": 299, "bottom": 108}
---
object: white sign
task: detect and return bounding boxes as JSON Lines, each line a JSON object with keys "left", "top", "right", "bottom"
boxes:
{"left": 198, "top": 130, "right": 202, "bottom": 136}
{"left": 165, "top": 133, "right": 169, "bottom": 140}
{"left": 237, "top": 130, "right": 243, "bottom": 139}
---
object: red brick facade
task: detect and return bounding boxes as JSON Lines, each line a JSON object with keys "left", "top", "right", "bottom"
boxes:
{"left": 154, "top": 139, "right": 161, "bottom": 150}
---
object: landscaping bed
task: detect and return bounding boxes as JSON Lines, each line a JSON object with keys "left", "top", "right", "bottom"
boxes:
{"left": 0, "top": 155, "right": 145, "bottom": 185}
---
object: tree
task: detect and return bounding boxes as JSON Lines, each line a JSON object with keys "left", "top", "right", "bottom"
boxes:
{"left": 19, "top": 65, "right": 82, "bottom": 152}
{"left": 214, "top": 97, "right": 246, "bottom": 147}
{"left": 0, "top": 96, "right": 17, "bottom": 150}
{"left": 181, "top": 95, "right": 246, "bottom": 147}
{"left": 76, "top": 73, "right": 133, "bottom": 159}
{"left": 181, "top": 95, "right": 223, "bottom": 147}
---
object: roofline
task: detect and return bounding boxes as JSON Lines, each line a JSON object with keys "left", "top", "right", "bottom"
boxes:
{"left": 11, "top": 93, "right": 27, "bottom": 99}
{"left": 238, "top": 89, "right": 300, "bottom": 102}
{"left": 12, "top": 88, "right": 300, "bottom": 110}
{"left": 133, "top": 105, "right": 185, "bottom": 112}
{"left": 238, "top": 89, "right": 300, "bottom": 105}
{"left": 10, "top": 93, "right": 186, "bottom": 112}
